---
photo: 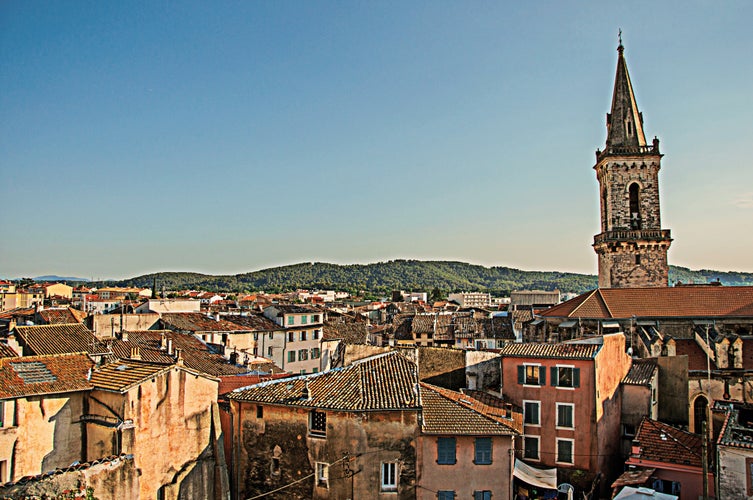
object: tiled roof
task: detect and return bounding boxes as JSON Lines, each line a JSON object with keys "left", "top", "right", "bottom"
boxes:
{"left": 38, "top": 307, "right": 85, "bottom": 325}
{"left": 229, "top": 351, "right": 419, "bottom": 411}
{"left": 14, "top": 323, "right": 108, "bottom": 356}
{"left": 622, "top": 358, "right": 658, "bottom": 385}
{"left": 223, "top": 313, "right": 281, "bottom": 331}
{"left": 498, "top": 342, "right": 600, "bottom": 359}
{"left": 90, "top": 360, "right": 176, "bottom": 393}
{"left": 716, "top": 403, "right": 753, "bottom": 449}
{"left": 0, "top": 343, "right": 19, "bottom": 358}
{"left": 392, "top": 315, "right": 415, "bottom": 341}
{"left": 111, "top": 330, "right": 249, "bottom": 376}
{"left": 323, "top": 321, "right": 369, "bottom": 344}
{"left": 632, "top": 417, "right": 702, "bottom": 467}
{"left": 266, "top": 304, "right": 320, "bottom": 315}
{"left": 218, "top": 373, "right": 293, "bottom": 397}
{"left": 542, "top": 286, "right": 753, "bottom": 319}
{"left": 0, "top": 353, "right": 93, "bottom": 399}
{"left": 420, "top": 383, "right": 521, "bottom": 435}
{"left": 160, "top": 312, "right": 251, "bottom": 332}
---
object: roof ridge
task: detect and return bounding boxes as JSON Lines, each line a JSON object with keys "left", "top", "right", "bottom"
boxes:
{"left": 645, "top": 418, "right": 701, "bottom": 458}
{"left": 569, "top": 289, "right": 599, "bottom": 317}
{"left": 420, "top": 382, "right": 517, "bottom": 433}
{"left": 596, "top": 289, "right": 615, "bottom": 318}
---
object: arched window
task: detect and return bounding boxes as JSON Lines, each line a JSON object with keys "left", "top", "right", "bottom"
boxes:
{"left": 693, "top": 396, "right": 708, "bottom": 435}
{"left": 629, "top": 183, "right": 641, "bottom": 229}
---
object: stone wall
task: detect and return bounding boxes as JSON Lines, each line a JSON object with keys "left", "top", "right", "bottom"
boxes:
{"left": 233, "top": 401, "right": 418, "bottom": 500}
{"left": 0, "top": 454, "right": 139, "bottom": 500}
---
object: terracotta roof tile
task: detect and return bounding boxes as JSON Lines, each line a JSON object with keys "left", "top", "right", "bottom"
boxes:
{"left": 111, "top": 330, "right": 249, "bottom": 377}
{"left": 717, "top": 403, "right": 753, "bottom": 449}
{"left": 223, "top": 314, "right": 281, "bottom": 331}
{"left": 38, "top": 307, "right": 85, "bottom": 325}
{"left": 0, "top": 343, "right": 19, "bottom": 358}
{"left": 420, "top": 383, "right": 521, "bottom": 435}
{"left": 13, "top": 323, "right": 107, "bottom": 356}
{"left": 160, "top": 312, "right": 251, "bottom": 332}
{"left": 0, "top": 353, "right": 93, "bottom": 399}
{"left": 633, "top": 417, "right": 702, "bottom": 467}
{"left": 90, "top": 360, "right": 177, "bottom": 392}
{"left": 622, "top": 358, "right": 658, "bottom": 385}
{"left": 323, "top": 322, "right": 369, "bottom": 344}
{"left": 229, "top": 351, "right": 419, "bottom": 411}
{"left": 498, "top": 342, "right": 600, "bottom": 359}
{"left": 542, "top": 286, "right": 753, "bottom": 319}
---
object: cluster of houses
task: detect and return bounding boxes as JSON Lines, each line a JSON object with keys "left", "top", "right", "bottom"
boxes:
{"left": 3, "top": 41, "right": 753, "bottom": 500}
{"left": 1, "top": 283, "right": 753, "bottom": 499}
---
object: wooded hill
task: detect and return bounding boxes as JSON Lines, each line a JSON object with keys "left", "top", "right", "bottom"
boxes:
{"left": 102, "top": 261, "right": 753, "bottom": 296}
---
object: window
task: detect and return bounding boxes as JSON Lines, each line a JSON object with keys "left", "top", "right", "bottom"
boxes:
{"left": 523, "top": 401, "right": 540, "bottom": 426}
{"left": 473, "top": 491, "right": 491, "bottom": 500}
{"left": 298, "top": 349, "right": 308, "bottom": 361}
{"left": 518, "top": 364, "right": 544, "bottom": 386}
{"left": 746, "top": 457, "right": 753, "bottom": 496}
{"left": 474, "top": 437, "right": 492, "bottom": 465}
{"left": 300, "top": 331, "right": 307, "bottom": 341}
{"left": 0, "top": 460, "right": 6, "bottom": 484}
{"left": 268, "top": 346, "right": 273, "bottom": 357}
{"left": 437, "top": 437, "right": 456, "bottom": 464}
{"left": 437, "top": 492, "right": 456, "bottom": 500}
{"left": 0, "top": 401, "right": 4, "bottom": 427}
{"left": 287, "top": 351, "right": 295, "bottom": 363}
{"left": 287, "top": 316, "right": 295, "bottom": 326}
{"left": 381, "top": 461, "right": 397, "bottom": 491}
{"left": 311, "top": 347, "right": 320, "bottom": 359}
{"left": 556, "top": 403, "right": 574, "bottom": 429}
{"left": 622, "top": 423, "right": 636, "bottom": 438}
{"left": 312, "top": 314, "right": 320, "bottom": 323}
{"left": 288, "top": 331, "right": 295, "bottom": 342}
{"left": 524, "top": 436, "right": 540, "bottom": 460}
{"left": 635, "top": 254, "right": 641, "bottom": 265}
{"left": 268, "top": 332, "right": 274, "bottom": 339}
{"left": 556, "top": 438, "right": 574, "bottom": 464}
{"left": 309, "top": 410, "right": 326, "bottom": 437}
{"left": 301, "top": 315, "right": 308, "bottom": 324}
{"left": 551, "top": 366, "right": 579, "bottom": 388}
{"left": 313, "top": 329, "right": 321, "bottom": 339}
{"left": 253, "top": 332, "right": 259, "bottom": 341}
{"left": 316, "top": 462, "right": 329, "bottom": 487}
{"left": 256, "top": 405, "right": 263, "bottom": 418}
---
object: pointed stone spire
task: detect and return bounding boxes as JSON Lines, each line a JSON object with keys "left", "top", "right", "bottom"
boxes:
{"left": 606, "top": 40, "right": 647, "bottom": 150}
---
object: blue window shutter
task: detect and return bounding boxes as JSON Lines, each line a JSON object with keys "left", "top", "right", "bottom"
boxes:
{"left": 518, "top": 365, "right": 524, "bottom": 384}
{"left": 540, "top": 367, "right": 546, "bottom": 386}
{"left": 573, "top": 368, "right": 580, "bottom": 388}
{"left": 551, "top": 367, "right": 558, "bottom": 386}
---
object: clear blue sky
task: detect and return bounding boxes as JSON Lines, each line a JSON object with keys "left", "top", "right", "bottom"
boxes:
{"left": 2, "top": 1, "right": 752, "bottom": 280}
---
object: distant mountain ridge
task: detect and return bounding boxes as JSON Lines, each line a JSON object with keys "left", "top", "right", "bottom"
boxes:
{"left": 101, "top": 261, "right": 753, "bottom": 295}
{"left": 33, "top": 275, "right": 91, "bottom": 282}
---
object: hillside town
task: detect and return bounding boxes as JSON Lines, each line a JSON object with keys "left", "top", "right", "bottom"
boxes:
{"left": 2, "top": 42, "right": 752, "bottom": 500}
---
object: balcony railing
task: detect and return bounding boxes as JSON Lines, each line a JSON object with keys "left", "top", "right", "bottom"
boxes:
{"left": 596, "top": 139, "right": 660, "bottom": 161}
{"left": 593, "top": 229, "right": 672, "bottom": 245}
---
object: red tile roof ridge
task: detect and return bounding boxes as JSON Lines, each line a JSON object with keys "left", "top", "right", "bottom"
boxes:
{"left": 420, "top": 382, "right": 520, "bottom": 433}
{"left": 637, "top": 417, "right": 702, "bottom": 462}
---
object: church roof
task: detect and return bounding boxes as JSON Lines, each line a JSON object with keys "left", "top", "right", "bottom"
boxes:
{"left": 541, "top": 286, "right": 753, "bottom": 319}
{"left": 606, "top": 42, "right": 647, "bottom": 150}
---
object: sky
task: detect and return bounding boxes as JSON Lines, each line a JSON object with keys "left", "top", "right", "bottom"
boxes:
{"left": 1, "top": 1, "right": 752, "bottom": 280}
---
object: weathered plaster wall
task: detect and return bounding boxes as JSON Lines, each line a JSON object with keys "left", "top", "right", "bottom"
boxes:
{"left": 88, "top": 367, "right": 221, "bottom": 499}
{"left": 234, "top": 401, "right": 418, "bottom": 500}
{"left": 4, "top": 393, "right": 86, "bottom": 481}
{"left": 718, "top": 446, "right": 753, "bottom": 500}
{"left": 0, "top": 454, "right": 139, "bottom": 500}
{"left": 416, "top": 435, "right": 512, "bottom": 499}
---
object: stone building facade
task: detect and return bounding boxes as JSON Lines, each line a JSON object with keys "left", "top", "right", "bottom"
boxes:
{"left": 593, "top": 43, "right": 672, "bottom": 288}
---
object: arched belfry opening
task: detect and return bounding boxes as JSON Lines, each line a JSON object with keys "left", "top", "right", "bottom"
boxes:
{"left": 629, "top": 183, "right": 641, "bottom": 229}
{"left": 693, "top": 395, "right": 708, "bottom": 435}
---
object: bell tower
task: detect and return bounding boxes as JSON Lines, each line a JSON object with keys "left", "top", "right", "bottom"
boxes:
{"left": 593, "top": 40, "right": 672, "bottom": 288}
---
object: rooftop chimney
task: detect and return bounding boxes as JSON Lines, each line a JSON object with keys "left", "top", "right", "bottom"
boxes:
{"left": 175, "top": 348, "right": 184, "bottom": 366}
{"left": 130, "top": 346, "right": 141, "bottom": 360}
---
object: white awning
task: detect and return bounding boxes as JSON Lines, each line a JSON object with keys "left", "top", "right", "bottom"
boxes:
{"left": 558, "top": 320, "right": 577, "bottom": 328}
{"left": 530, "top": 319, "right": 544, "bottom": 326}
{"left": 513, "top": 459, "right": 557, "bottom": 490}
{"left": 601, "top": 320, "right": 621, "bottom": 329}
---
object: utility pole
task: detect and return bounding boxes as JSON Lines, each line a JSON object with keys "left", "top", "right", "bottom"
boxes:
{"left": 702, "top": 419, "right": 709, "bottom": 500}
